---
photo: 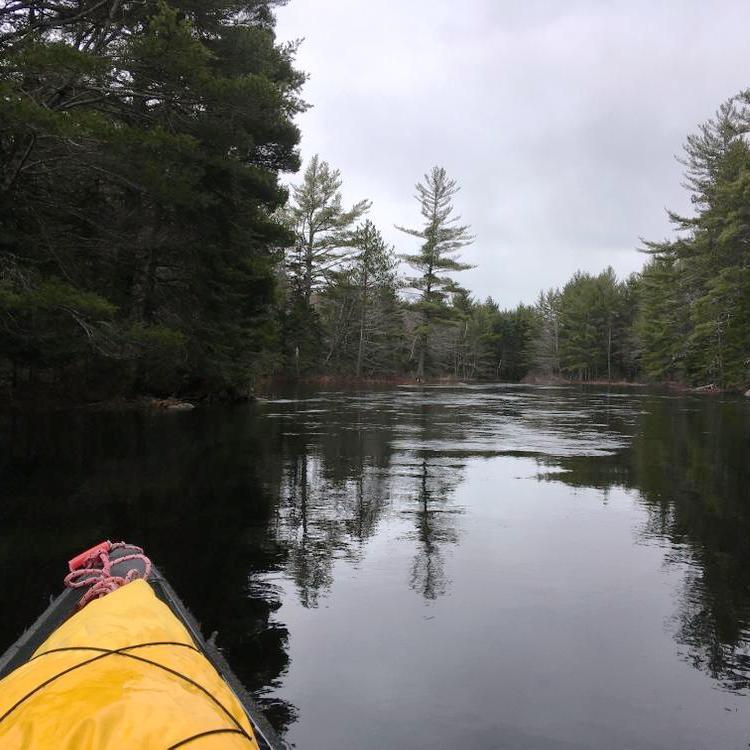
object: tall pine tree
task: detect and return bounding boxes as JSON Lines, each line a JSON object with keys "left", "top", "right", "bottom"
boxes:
{"left": 397, "top": 166, "right": 474, "bottom": 378}
{"left": 282, "top": 155, "right": 370, "bottom": 305}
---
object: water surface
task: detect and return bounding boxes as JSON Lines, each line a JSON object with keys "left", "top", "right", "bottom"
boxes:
{"left": 1, "top": 385, "right": 749, "bottom": 748}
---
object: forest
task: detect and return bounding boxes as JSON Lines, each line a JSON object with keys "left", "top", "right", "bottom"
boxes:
{"left": 1, "top": 0, "right": 749, "bottom": 401}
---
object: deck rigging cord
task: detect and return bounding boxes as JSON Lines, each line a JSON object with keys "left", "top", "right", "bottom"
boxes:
{"left": 64, "top": 540, "right": 152, "bottom": 607}
{"left": 0, "top": 641, "right": 256, "bottom": 746}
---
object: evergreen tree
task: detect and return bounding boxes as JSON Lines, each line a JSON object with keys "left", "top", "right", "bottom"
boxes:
{"left": 350, "top": 221, "right": 402, "bottom": 376}
{"left": 282, "top": 155, "right": 370, "bottom": 305}
{"left": 537, "top": 268, "right": 632, "bottom": 382}
{"left": 494, "top": 304, "right": 538, "bottom": 381}
{"left": 597, "top": 267, "right": 623, "bottom": 381}
{"left": 279, "top": 155, "right": 370, "bottom": 375}
{"left": 637, "top": 253, "right": 688, "bottom": 381}
{"left": 0, "top": 0, "right": 305, "bottom": 397}
{"left": 397, "top": 166, "right": 474, "bottom": 378}
{"left": 557, "top": 272, "right": 601, "bottom": 379}
{"left": 449, "top": 292, "right": 486, "bottom": 379}
{"left": 533, "top": 289, "right": 561, "bottom": 377}
{"left": 320, "top": 220, "right": 403, "bottom": 375}
{"left": 640, "top": 92, "right": 750, "bottom": 389}
{"left": 616, "top": 273, "right": 642, "bottom": 380}
{"left": 683, "top": 132, "right": 750, "bottom": 388}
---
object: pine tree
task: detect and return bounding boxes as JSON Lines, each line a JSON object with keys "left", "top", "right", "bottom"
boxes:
{"left": 640, "top": 92, "right": 750, "bottom": 389}
{"left": 616, "top": 273, "right": 642, "bottom": 380}
{"left": 597, "top": 267, "right": 622, "bottom": 381}
{"left": 396, "top": 166, "right": 474, "bottom": 378}
{"left": 494, "top": 304, "right": 538, "bottom": 381}
{"left": 279, "top": 155, "right": 370, "bottom": 375}
{"left": 350, "top": 221, "right": 401, "bottom": 376}
{"left": 0, "top": 0, "right": 305, "bottom": 397}
{"left": 282, "top": 155, "right": 370, "bottom": 305}
{"left": 533, "top": 289, "right": 561, "bottom": 376}
{"left": 685, "top": 157, "right": 750, "bottom": 388}
{"left": 320, "top": 220, "right": 403, "bottom": 375}
{"left": 552, "top": 269, "right": 630, "bottom": 381}
{"left": 557, "top": 272, "right": 599, "bottom": 379}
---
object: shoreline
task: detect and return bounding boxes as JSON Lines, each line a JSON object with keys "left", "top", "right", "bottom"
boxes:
{"left": 0, "top": 377, "right": 745, "bottom": 413}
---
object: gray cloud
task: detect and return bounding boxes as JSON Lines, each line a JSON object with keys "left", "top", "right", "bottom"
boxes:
{"left": 276, "top": 0, "right": 749, "bottom": 306}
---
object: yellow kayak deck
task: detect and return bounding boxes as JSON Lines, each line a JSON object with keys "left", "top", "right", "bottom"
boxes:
{"left": 0, "top": 579, "right": 269, "bottom": 749}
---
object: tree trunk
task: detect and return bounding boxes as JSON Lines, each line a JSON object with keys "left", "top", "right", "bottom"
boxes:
{"left": 417, "top": 272, "right": 432, "bottom": 380}
{"left": 142, "top": 246, "right": 158, "bottom": 324}
{"left": 553, "top": 318, "right": 559, "bottom": 374}
{"left": 304, "top": 227, "right": 315, "bottom": 305}
{"left": 356, "top": 269, "right": 368, "bottom": 377}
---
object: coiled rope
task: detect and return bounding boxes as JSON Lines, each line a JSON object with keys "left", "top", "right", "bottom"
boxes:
{"left": 64, "top": 541, "right": 152, "bottom": 608}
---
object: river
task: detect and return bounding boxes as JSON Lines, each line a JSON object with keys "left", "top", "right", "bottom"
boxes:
{"left": 1, "top": 385, "right": 749, "bottom": 748}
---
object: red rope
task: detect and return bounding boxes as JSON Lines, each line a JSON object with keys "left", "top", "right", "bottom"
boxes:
{"left": 64, "top": 541, "right": 152, "bottom": 608}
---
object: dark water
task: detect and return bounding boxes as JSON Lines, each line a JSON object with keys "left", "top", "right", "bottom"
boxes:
{"left": 2, "top": 385, "right": 750, "bottom": 749}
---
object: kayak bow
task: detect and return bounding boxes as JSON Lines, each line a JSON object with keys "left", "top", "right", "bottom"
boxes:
{"left": 0, "top": 542, "right": 285, "bottom": 750}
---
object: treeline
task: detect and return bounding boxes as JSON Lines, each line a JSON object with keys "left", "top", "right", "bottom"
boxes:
{"left": 522, "top": 91, "right": 750, "bottom": 391}
{"left": 281, "top": 91, "right": 750, "bottom": 391}
{"left": 443, "top": 269, "right": 640, "bottom": 383}
{"left": 281, "top": 101, "right": 750, "bottom": 390}
{"left": 1, "top": 1, "right": 748, "bottom": 400}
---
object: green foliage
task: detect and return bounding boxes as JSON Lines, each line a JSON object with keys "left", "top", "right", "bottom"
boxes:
{"left": 639, "top": 92, "right": 750, "bottom": 390}
{"left": 0, "top": 0, "right": 304, "bottom": 398}
{"left": 495, "top": 304, "right": 539, "bottom": 381}
{"left": 434, "top": 294, "right": 539, "bottom": 382}
{"left": 509, "top": 268, "right": 637, "bottom": 383}
{"left": 638, "top": 254, "right": 688, "bottom": 380}
{"left": 447, "top": 90, "right": 750, "bottom": 391}
{"left": 532, "top": 289, "right": 561, "bottom": 376}
{"left": 450, "top": 293, "right": 497, "bottom": 379}
{"left": 0, "top": 268, "right": 118, "bottom": 375}
{"left": 319, "top": 220, "right": 404, "bottom": 375}
{"left": 280, "top": 296, "right": 323, "bottom": 376}
{"left": 129, "top": 322, "right": 187, "bottom": 350}
{"left": 555, "top": 268, "right": 627, "bottom": 380}
{"left": 397, "top": 166, "right": 474, "bottom": 377}
{"left": 281, "top": 155, "right": 370, "bottom": 304}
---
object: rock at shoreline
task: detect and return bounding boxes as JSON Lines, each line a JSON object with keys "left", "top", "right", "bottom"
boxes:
{"left": 150, "top": 398, "right": 195, "bottom": 411}
{"left": 694, "top": 383, "right": 718, "bottom": 392}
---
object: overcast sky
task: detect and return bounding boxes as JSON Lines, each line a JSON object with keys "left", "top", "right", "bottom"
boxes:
{"left": 275, "top": 1, "right": 749, "bottom": 307}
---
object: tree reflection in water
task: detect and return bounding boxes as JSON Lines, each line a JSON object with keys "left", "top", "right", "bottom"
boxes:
{"left": 405, "top": 457, "right": 463, "bottom": 601}
{"left": 535, "top": 394, "right": 750, "bottom": 694}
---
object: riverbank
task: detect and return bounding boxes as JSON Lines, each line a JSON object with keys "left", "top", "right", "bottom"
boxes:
{"left": 1, "top": 375, "right": 746, "bottom": 413}
{"left": 522, "top": 374, "right": 745, "bottom": 395}
{"left": 0, "top": 395, "right": 201, "bottom": 413}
